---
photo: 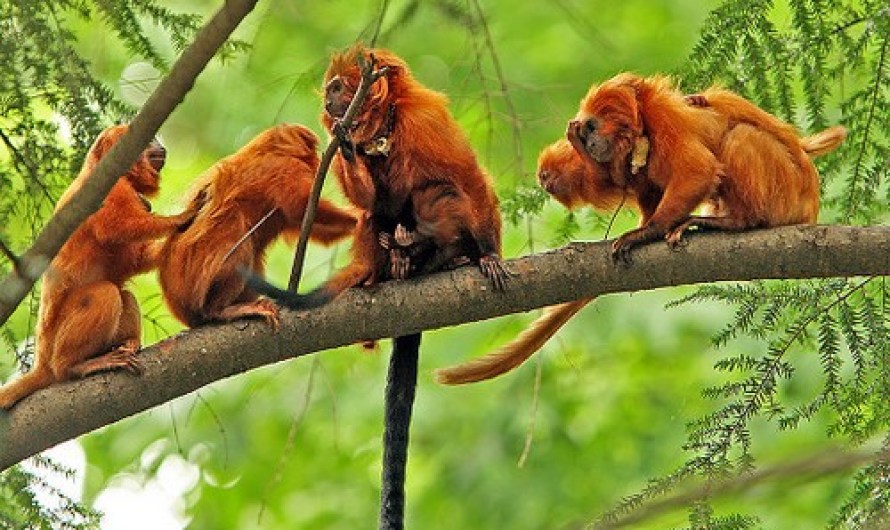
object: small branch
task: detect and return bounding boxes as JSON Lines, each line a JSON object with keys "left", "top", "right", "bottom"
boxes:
{"left": 0, "top": 0, "right": 260, "bottom": 326}
{"left": 0, "top": 240, "right": 21, "bottom": 275}
{"left": 844, "top": 30, "right": 887, "bottom": 222}
{"left": 369, "top": 0, "right": 391, "bottom": 47}
{"left": 221, "top": 207, "right": 276, "bottom": 264}
{"left": 258, "top": 359, "right": 318, "bottom": 524}
{"left": 0, "top": 225, "right": 888, "bottom": 470}
{"left": 287, "top": 56, "right": 389, "bottom": 291}
{"left": 469, "top": 0, "right": 524, "bottom": 175}
{"left": 0, "top": 129, "right": 55, "bottom": 204}
{"left": 590, "top": 444, "right": 889, "bottom": 529}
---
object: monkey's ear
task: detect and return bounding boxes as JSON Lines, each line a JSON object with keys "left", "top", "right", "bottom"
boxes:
{"left": 367, "top": 75, "right": 392, "bottom": 108}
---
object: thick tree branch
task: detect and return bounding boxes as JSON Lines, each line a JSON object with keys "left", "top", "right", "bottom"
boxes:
{"left": 0, "top": 0, "right": 260, "bottom": 326}
{"left": 1, "top": 224, "right": 888, "bottom": 470}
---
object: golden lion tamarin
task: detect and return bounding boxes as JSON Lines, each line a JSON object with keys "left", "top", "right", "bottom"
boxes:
{"left": 436, "top": 78, "right": 846, "bottom": 385}
{"left": 0, "top": 125, "right": 191, "bottom": 409}
{"left": 156, "top": 124, "right": 356, "bottom": 328}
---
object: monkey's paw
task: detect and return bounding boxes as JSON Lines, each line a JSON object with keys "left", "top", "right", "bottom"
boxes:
{"left": 390, "top": 249, "right": 411, "bottom": 280}
{"left": 479, "top": 254, "right": 511, "bottom": 291}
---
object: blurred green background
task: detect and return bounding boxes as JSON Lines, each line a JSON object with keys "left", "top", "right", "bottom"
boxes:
{"left": 1, "top": 0, "right": 865, "bottom": 528}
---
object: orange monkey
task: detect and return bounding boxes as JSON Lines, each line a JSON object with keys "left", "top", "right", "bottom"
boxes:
{"left": 436, "top": 78, "right": 845, "bottom": 384}
{"left": 156, "top": 124, "right": 356, "bottom": 328}
{"left": 0, "top": 125, "right": 191, "bottom": 408}
{"left": 248, "top": 46, "right": 508, "bottom": 308}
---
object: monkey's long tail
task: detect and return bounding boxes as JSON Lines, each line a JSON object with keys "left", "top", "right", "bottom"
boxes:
{"left": 435, "top": 298, "right": 592, "bottom": 385}
{"left": 0, "top": 366, "right": 54, "bottom": 410}
{"left": 242, "top": 269, "right": 333, "bottom": 310}
{"left": 380, "top": 333, "right": 421, "bottom": 529}
{"left": 800, "top": 125, "right": 846, "bottom": 157}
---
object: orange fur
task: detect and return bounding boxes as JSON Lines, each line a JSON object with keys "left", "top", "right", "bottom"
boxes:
{"left": 323, "top": 46, "right": 506, "bottom": 292}
{"left": 436, "top": 79, "right": 845, "bottom": 385}
{"left": 569, "top": 74, "right": 727, "bottom": 256}
{"left": 249, "top": 46, "right": 506, "bottom": 308}
{"left": 0, "top": 125, "right": 190, "bottom": 408}
{"left": 156, "top": 124, "right": 356, "bottom": 328}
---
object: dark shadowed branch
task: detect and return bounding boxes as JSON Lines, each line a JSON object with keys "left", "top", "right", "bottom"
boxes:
{"left": 1, "top": 224, "right": 888, "bottom": 470}
{"left": 0, "top": 0, "right": 260, "bottom": 326}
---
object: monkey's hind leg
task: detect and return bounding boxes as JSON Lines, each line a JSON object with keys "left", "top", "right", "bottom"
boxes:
{"left": 665, "top": 216, "right": 754, "bottom": 247}
{"left": 213, "top": 299, "right": 281, "bottom": 331}
{"left": 51, "top": 283, "right": 143, "bottom": 380}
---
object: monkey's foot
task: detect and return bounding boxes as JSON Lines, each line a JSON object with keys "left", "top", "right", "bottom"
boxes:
{"left": 665, "top": 224, "right": 692, "bottom": 248}
{"left": 393, "top": 224, "right": 414, "bottom": 247}
{"left": 390, "top": 248, "right": 411, "bottom": 280}
{"left": 479, "top": 254, "right": 510, "bottom": 291}
{"left": 217, "top": 300, "right": 281, "bottom": 331}
{"left": 611, "top": 225, "right": 667, "bottom": 264}
{"left": 70, "top": 348, "right": 144, "bottom": 379}
{"left": 666, "top": 216, "right": 749, "bottom": 248}
{"left": 610, "top": 234, "right": 639, "bottom": 265}
{"left": 379, "top": 231, "right": 393, "bottom": 250}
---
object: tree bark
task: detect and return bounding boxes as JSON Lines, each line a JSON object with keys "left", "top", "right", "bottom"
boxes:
{"left": 1, "top": 224, "right": 888, "bottom": 470}
{"left": 0, "top": 0, "right": 260, "bottom": 325}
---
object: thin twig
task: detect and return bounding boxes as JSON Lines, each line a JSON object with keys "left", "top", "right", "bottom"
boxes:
{"left": 369, "top": 0, "right": 391, "bottom": 47}
{"left": 517, "top": 358, "right": 543, "bottom": 468}
{"left": 258, "top": 359, "right": 318, "bottom": 524}
{"left": 469, "top": 0, "right": 524, "bottom": 176}
{"left": 0, "top": 129, "right": 55, "bottom": 204}
{"left": 221, "top": 207, "right": 276, "bottom": 264}
{"left": 603, "top": 192, "right": 628, "bottom": 241}
{"left": 0, "top": 239, "right": 21, "bottom": 274}
{"left": 287, "top": 56, "right": 390, "bottom": 291}
{"left": 590, "top": 444, "right": 889, "bottom": 529}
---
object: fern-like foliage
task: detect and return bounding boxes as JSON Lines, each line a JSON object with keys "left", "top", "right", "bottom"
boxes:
{"left": 829, "top": 435, "right": 890, "bottom": 529}
{"left": 600, "top": 1, "right": 890, "bottom": 527}
{"left": 0, "top": 456, "right": 99, "bottom": 529}
{"left": 0, "top": 2, "right": 247, "bottom": 528}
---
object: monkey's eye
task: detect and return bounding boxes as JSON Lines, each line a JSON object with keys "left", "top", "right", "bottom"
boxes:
{"left": 326, "top": 77, "right": 345, "bottom": 95}
{"left": 582, "top": 119, "right": 597, "bottom": 136}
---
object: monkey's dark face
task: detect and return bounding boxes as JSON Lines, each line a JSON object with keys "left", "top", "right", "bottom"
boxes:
{"left": 324, "top": 75, "right": 356, "bottom": 119}
{"left": 128, "top": 137, "right": 165, "bottom": 196}
{"left": 145, "top": 138, "right": 166, "bottom": 172}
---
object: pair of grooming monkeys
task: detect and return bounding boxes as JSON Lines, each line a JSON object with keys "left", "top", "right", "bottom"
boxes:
{"left": 0, "top": 46, "right": 845, "bottom": 409}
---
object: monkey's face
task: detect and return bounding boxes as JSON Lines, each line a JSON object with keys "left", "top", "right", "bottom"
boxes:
{"left": 538, "top": 167, "right": 575, "bottom": 209}
{"left": 324, "top": 75, "right": 356, "bottom": 119}
{"left": 537, "top": 141, "right": 584, "bottom": 209}
{"left": 145, "top": 138, "right": 166, "bottom": 172}
{"left": 127, "top": 137, "right": 165, "bottom": 196}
